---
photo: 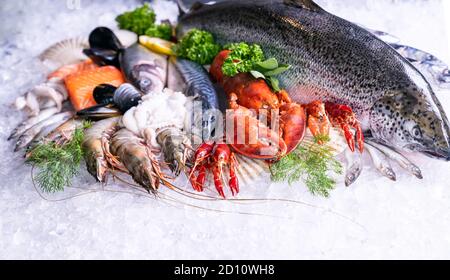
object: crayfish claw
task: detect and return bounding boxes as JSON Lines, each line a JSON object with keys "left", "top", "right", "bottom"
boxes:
{"left": 342, "top": 123, "right": 356, "bottom": 152}
{"left": 305, "top": 101, "right": 331, "bottom": 145}
{"left": 213, "top": 164, "right": 226, "bottom": 198}
{"left": 355, "top": 123, "right": 365, "bottom": 153}
{"left": 325, "top": 102, "right": 364, "bottom": 153}
{"left": 228, "top": 154, "right": 239, "bottom": 196}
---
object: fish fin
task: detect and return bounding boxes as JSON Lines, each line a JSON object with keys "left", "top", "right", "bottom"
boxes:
{"left": 283, "top": 0, "right": 322, "bottom": 12}
{"left": 177, "top": 0, "right": 208, "bottom": 15}
{"left": 176, "top": 0, "right": 189, "bottom": 16}
{"left": 190, "top": 1, "right": 205, "bottom": 12}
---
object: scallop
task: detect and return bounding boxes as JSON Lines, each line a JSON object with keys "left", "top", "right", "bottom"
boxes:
{"left": 235, "top": 155, "right": 271, "bottom": 187}
{"left": 302, "top": 127, "right": 348, "bottom": 156}
{"left": 39, "top": 37, "right": 88, "bottom": 71}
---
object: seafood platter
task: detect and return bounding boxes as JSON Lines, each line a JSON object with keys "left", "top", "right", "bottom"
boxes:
{"left": 10, "top": 0, "right": 450, "bottom": 201}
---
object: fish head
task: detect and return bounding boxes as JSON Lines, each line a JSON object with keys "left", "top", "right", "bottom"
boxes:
{"left": 369, "top": 86, "right": 450, "bottom": 160}
{"left": 131, "top": 64, "right": 165, "bottom": 94}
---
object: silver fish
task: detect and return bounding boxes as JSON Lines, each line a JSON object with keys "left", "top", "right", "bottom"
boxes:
{"left": 121, "top": 44, "right": 167, "bottom": 94}
{"left": 366, "top": 143, "right": 396, "bottom": 181}
{"left": 9, "top": 107, "right": 59, "bottom": 140}
{"left": 366, "top": 140, "right": 422, "bottom": 179}
{"left": 389, "top": 43, "right": 450, "bottom": 90}
{"left": 27, "top": 120, "right": 70, "bottom": 151}
{"left": 177, "top": 0, "right": 450, "bottom": 161}
{"left": 344, "top": 148, "right": 362, "bottom": 187}
{"left": 168, "top": 57, "right": 221, "bottom": 141}
{"left": 365, "top": 27, "right": 450, "bottom": 90}
{"left": 15, "top": 111, "right": 74, "bottom": 151}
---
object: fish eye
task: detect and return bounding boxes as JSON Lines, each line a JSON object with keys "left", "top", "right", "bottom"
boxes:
{"left": 411, "top": 126, "right": 422, "bottom": 138}
{"left": 140, "top": 79, "right": 152, "bottom": 90}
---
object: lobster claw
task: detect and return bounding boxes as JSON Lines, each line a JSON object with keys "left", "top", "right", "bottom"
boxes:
{"left": 225, "top": 105, "right": 287, "bottom": 159}
{"left": 279, "top": 103, "right": 307, "bottom": 155}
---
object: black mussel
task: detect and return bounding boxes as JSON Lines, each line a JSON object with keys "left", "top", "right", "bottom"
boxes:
{"left": 114, "top": 83, "right": 142, "bottom": 112}
{"left": 83, "top": 48, "right": 119, "bottom": 67}
{"left": 88, "top": 27, "right": 123, "bottom": 52}
{"left": 76, "top": 104, "right": 122, "bottom": 121}
{"left": 83, "top": 27, "right": 124, "bottom": 68}
{"left": 93, "top": 84, "right": 117, "bottom": 105}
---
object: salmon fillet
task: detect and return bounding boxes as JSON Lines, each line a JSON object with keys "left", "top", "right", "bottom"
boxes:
{"left": 64, "top": 66, "right": 124, "bottom": 111}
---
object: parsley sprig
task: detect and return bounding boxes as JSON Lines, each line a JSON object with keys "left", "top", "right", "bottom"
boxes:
{"left": 116, "top": 4, "right": 172, "bottom": 40}
{"left": 222, "top": 43, "right": 291, "bottom": 91}
{"left": 174, "top": 29, "right": 222, "bottom": 65}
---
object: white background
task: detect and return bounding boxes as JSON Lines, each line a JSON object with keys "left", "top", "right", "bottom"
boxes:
{"left": 0, "top": 0, "right": 450, "bottom": 259}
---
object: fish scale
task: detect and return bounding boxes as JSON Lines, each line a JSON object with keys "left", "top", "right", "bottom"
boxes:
{"left": 169, "top": 58, "right": 221, "bottom": 141}
{"left": 178, "top": 0, "right": 416, "bottom": 114}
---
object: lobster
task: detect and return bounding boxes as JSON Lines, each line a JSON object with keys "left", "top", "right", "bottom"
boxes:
{"left": 211, "top": 50, "right": 307, "bottom": 159}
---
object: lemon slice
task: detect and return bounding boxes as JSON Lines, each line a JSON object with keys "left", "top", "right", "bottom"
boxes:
{"left": 139, "top": 36, "right": 176, "bottom": 56}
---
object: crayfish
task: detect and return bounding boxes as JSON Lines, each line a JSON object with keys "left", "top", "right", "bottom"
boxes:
{"left": 189, "top": 142, "right": 239, "bottom": 198}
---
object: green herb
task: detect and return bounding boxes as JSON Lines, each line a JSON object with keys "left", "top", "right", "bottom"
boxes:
{"left": 221, "top": 43, "right": 290, "bottom": 91}
{"left": 221, "top": 42, "right": 265, "bottom": 76}
{"left": 116, "top": 4, "right": 156, "bottom": 35}
{"left": 145, "top": 22, "right": 172, "bottom": 40}
{"left": 313, "top": 134, "right": 331, "bottom": 144}
{"left": 270, "top": 142, "right": 343, "bottom": 197}
{"left": 116, "top": 4, "right": 172, "bottom": 40}
{"left": 267, "top": 76, "right": 281, "bottom": 92}
{"left": 251, "top": 58, "right": 291, "bottom": 92}
{"left": 174, "top": 29, "right": 222, "bottom": 65}
{"left": 26, "top": 121, "right": 91, "bottom": 193}
{"left": 255, "top": 58, "right": 278, "bottom": 70}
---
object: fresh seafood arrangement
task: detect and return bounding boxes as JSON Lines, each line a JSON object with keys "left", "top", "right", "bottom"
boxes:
{"left": 10, "top": 0, "right": 450, "bottom": 200}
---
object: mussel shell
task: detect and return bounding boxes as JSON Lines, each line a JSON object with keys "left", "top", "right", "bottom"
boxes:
{"left": 93, "top": 84, "right": 117, "bottom": 105}
{"left": 113, "top": 83, "right": 142, "bottom": 112}
{"left": 83, "top": 48, "right": 120, "bottom": 68}
{"left": 88, "top": 27, "right": 123, "bottom": 51}
{"left": 76, "top": 104, "right": 122, "bottom": 120}
{"left": 83, "top": 27, "right": 124, "bottom": 68}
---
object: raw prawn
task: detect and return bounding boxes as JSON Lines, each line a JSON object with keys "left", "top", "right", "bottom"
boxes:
{"left": 110, "top": 128, "right": 172, "bottom": 193}
{"left": 121, "top": 88, "right": 193, "bottom": 173}
{"left": 82, "top": 117, "right": 120, "bottom": 182}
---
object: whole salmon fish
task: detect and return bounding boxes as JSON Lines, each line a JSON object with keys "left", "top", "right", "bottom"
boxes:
{"left": 177, "top": 0, "right": 450, "bottom": 160}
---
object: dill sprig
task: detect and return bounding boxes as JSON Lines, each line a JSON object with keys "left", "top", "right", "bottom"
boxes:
{"left": 313, "top": 134, "right": 331, "bottom": 144}
{"left": 26, "top": 121, "right": 91, "bottom": 193}
{"left": 270, "top": 142, "right": 343, "bottom": 197}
